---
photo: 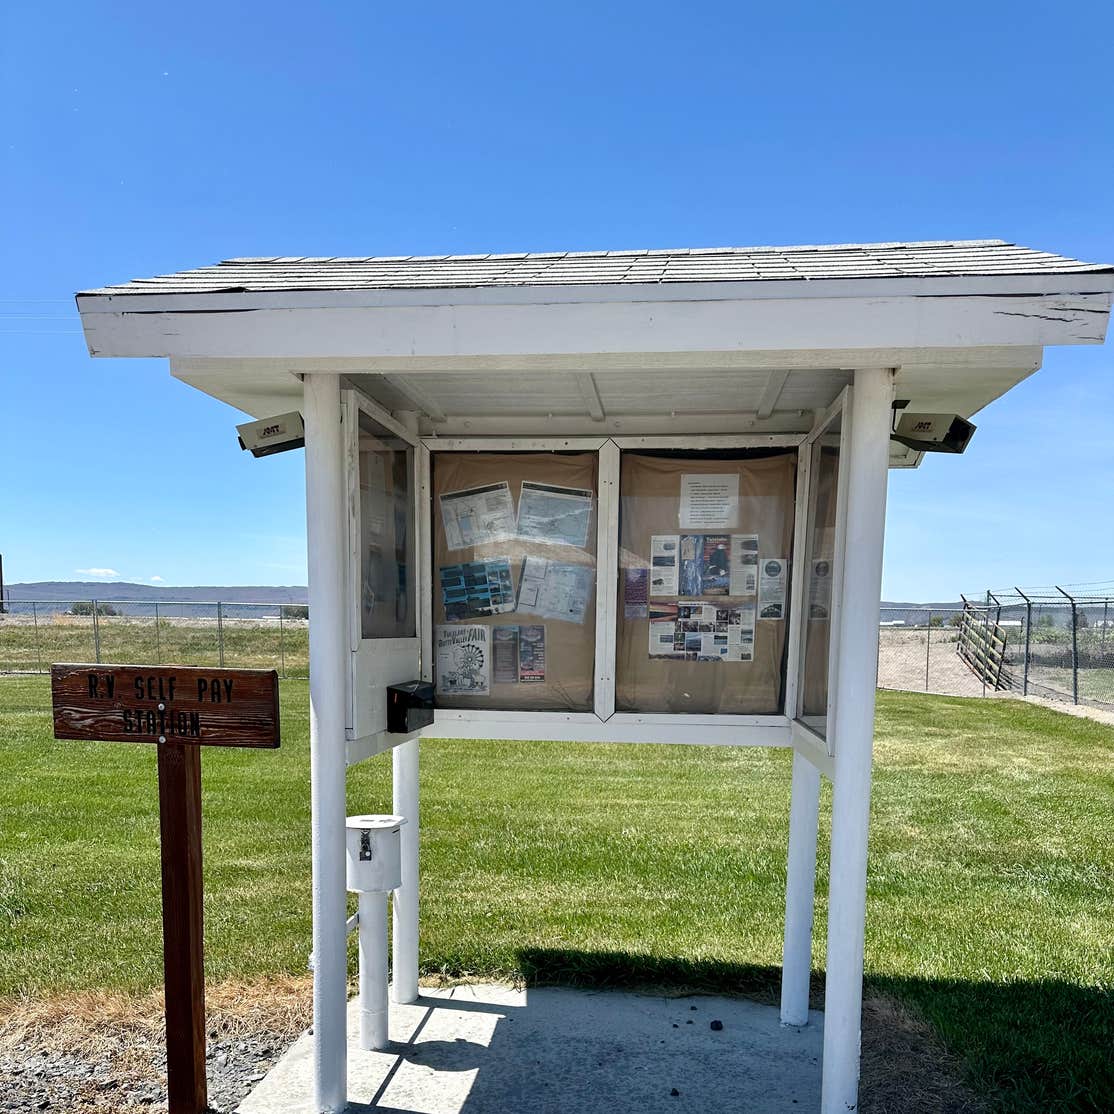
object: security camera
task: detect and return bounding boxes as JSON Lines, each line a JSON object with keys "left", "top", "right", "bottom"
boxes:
{"left": 236, "top": 412, "right": 305, "bottom": 458}
{"left": 891, "top": 412, "right": 976, "bottom": 455}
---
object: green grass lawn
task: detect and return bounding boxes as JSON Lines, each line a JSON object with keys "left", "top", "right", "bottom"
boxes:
{"left": 1, "top": 677, "right": 1111, "bottom": 1111}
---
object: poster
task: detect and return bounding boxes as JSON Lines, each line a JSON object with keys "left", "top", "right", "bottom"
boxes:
{"left": 679, "top": 473, "right": 739, "bottom": 530}
{"left": 439, "top": 558, "right": 515, "bottom": 621}
{"left": 758, "top": 558, "right": 788, "bottom": 620}
{"left": 517, "top": 482, "right": 594, "bottom": 548}
{"left": 440, "top": 482, "right": 516, "bottom": 550}
{"left": 493, "top": 626, "right": 520, "bottom": 683}
{"left": 729, "top": 534, "right": 759, "bottom": 596}
{"left": 648, "top": 600, "right": 756, "bottom": 661}
{"left": 650, "top": 535, "right": 680, "bottom": 596}
{"left": 808, "top": 558, "right": 833, "bottom": 620}
{"left": 518, "top": 624, "right": 546, "bottom": 682}
{"left": 624, "top": 566, "right": 649, "bottom": 619}
{"left": 435, "top": 625, "right": 490, "bottom": 695}
{"left": 517, "top": 556, "right": 593, "bottom": 623}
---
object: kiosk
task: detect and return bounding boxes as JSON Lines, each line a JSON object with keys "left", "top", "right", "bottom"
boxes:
{"left": 76, "top": 240, "right": 1114, "bottom": 1113}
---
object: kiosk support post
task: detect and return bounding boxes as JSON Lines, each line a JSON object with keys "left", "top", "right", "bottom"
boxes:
{"left": 821, "top": 368, "right": 893, "bottom": 1114}
{"left": 780, "top": 751, "right": 821, "bottom": 1026}
{"left": 393, "top": 408, "right": 421, "bottom": 1004}
{"left": 304, "top": 373, "right": 349, "bottom": 1114}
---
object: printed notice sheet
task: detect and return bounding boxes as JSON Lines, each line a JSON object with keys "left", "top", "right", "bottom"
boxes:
{"left": 808, "top": 559, "right": 833, "bottom": 620}
{"left": 758, "top": 558, "right": 788, "bottom": 620}
{"left": 517, "top": 482, "right": 594, "bottom": 548}
{"left": 729, "top": 534, "right": 759, "bottom": 596}
{"left": 492, "top": 626, "right": 520, "bottom": 684}
{"left": 648, "top": 600, "right": 756, "bottom": 661}
{"left": 517, "top": 556, "right": 593, "bottom": 623}
{"left": 679, "top": 474, "right": 739, "bottom": 531}
{"left": 435, "top": 625, "right": 490, "bottom": 695}
{"left": 518, "top": 625, "right": 546, "bottom": 682}
{"left": 650, "top": 535, "right": 680, "bottom": 596}
{"left": 439, "top": 558, "right": 515, "bottom": 621}
{"left": 440, "top": 482, "right": 516, "bottom": 550}
{"left": 624, "top": 567, "right": 649, "bottom": 619}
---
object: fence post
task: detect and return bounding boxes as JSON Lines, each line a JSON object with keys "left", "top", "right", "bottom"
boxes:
{"left": 92, "top": 600, "right": 101, "bottom": 664}
{"left": 1056, "top": 587, "right": 1078, "bottom": 704}
{"left": 217, "top": 601, "right": 225, "bottom": 667}
{"left": 154, "top": 602, "right": 162, "bottom": 664}
{"left": 1015, "top": 588, "right": 1031, "bottom": 696}
{"left": 279, "top": 607, "right": 286, "bottom": 679}
{"left": 924, "top": 610, "right": 931, "bottom": 692}
{"left": 33, "top": 602, "right": 44, "bottom": 675}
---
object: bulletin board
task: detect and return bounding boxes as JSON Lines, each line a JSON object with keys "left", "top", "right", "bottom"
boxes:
{"left": 615, "top": 450, "right": 797, "bottom": 715}
{"left": 430, "top": 451, "right": 598, "bottom": 712}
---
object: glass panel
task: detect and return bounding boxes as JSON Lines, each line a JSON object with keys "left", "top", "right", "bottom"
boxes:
{"left": 430, "top": 451, "right": 598, "bottom": 711}
{"left": 359, "top": 411, "right": 415, "bottom": 640}
{"left": 615, "top": 449, "right": 796, "bottom": 715}
{"left": 797, "top": 414, "right": 842, "bottom": 738}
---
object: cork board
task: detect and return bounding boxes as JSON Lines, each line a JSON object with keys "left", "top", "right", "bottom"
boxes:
{"left": 615, "top": 450, "right": 796, "bottom": 714}
{"left": 431, "top": 451, "right": 597, "bottom": 711}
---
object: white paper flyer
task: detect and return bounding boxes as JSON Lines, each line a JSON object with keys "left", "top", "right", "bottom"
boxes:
{"left": 679, "top": 473, "right": 739, "bottom": 530}
{"left": 728, "top": 534, "right": 759, "bottom": 596}
{"left": 758, "top": 558, "right": 788, "bottom": 620}
{"left": 649, "top": 535, "right": 680, "bottom": 596}
{"left": 435, "top": 624, "right": 491, "bottom": 695}
{"left": 439, "top": 482, "right": 516, "bottom": 550}
{"left": 517, "top": 556, "right": 593, "bottom": 623}
{"left": 808, "top": 558, "right": 833, "bottom": 620}
{"left": 517, "top": 482, "right": 594, "bottom": 548}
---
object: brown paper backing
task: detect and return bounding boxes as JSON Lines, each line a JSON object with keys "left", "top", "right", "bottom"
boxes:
{"left": 431, "top": 451, "right": 598, "bottom": 711}
{"left": 615, "top": 451, "right": 797, "bottom": 715}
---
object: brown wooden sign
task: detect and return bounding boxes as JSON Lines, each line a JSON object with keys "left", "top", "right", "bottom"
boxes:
{"left": 51, "top": 663, "right": 280, "bottom": 748}
{"left": 49, "top": 662, "right": 281, "bottom": 1114}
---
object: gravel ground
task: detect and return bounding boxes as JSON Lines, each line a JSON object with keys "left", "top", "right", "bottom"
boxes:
{"left": 0, "top": 1029, "right": 296, "bottom": 1113}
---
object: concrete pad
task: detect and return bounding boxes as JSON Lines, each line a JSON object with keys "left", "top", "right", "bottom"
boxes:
{"left": 238, "top": 983, "right": 823, "bottom": 1114}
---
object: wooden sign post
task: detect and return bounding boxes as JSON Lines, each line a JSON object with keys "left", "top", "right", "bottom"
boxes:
{"left": 51, "top": 663, "right": 281, "bottom": 1114}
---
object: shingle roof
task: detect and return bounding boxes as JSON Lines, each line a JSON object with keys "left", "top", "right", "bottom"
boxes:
{"left": 80, "top": 239, "right": 1113, "bottom": 296}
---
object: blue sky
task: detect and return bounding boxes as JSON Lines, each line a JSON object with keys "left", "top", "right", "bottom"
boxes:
{"left": 2, "top": 1, "right": 1112, "bottom": 601}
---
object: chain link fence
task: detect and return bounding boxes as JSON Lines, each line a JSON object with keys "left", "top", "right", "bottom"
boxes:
{"left": 0, "top": 600, "right": 308, "bottom": 678}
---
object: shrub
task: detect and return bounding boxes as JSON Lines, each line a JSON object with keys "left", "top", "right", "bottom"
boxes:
{"left": 281, "top": 604, "right": 309, "bottom": 620}
{"left": 67, "top": 601, "right": 119, "bottom": 617}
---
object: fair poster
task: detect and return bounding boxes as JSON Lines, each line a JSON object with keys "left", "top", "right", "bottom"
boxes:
{"left": 439, "top": 482, "right": 516, "bottom": 550}
{"left": 758, "top": 558, "right": 788, "bottom": 620}
{"left": 492, "top": 626, "right": 520, "bottom": 683}
{"left": 809, "top": 558, "right": 833, "bottom": 620}
{"left": 518, "top": 624, "right": 546, "bottom": 682}
{"left": 435, "top": 625, "right": 490, "bottom": 695}
{"left": 729, "top": 534, "right": 759, "bottom": 596}
{"left": 517, "top": 482, "right": 594, "bottom": 548}
{"left": 649, "top": 535, "right": 680, "bottom": 596}
{"left": 679, "top": 473, "right": 739, "bottom": 531}
{"left": 648, "top": 599, "right": 755, "bottom": 661}
{"left": 517, "top": 556, "right": 593, "bottom": 623}
{"left": 439, "top": 558, "right": 516, "bottom": 621}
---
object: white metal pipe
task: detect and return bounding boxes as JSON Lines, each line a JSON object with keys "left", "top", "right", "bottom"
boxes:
{"left": 304, "top": 372, "right": 349, "bottom": 1113}
{"left": 358, "top": 891, "right": 389, "bottom": 1050}
{"left": 821, "top": 368, "right": 893, "bottom": 1114}
{"left": 780, "top": 750, "right": 821, "bottom": 1026}
{"left": 392, "top": 738, "right": 420, "bottom": 1003}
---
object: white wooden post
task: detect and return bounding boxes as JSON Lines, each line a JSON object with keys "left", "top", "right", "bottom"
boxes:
{"left": 780, "top": 751, "right": 821, "bottom": 1025}
{"left": 393, "top": 410, "right": 421, "bottom": 1004}
{"left": 821, "top": 368, "right": 893, "bottom": 1113}
{"left": 304, "top": 373, "right": 349, "bottom": 1113}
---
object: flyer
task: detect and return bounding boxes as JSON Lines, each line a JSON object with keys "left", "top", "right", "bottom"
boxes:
{"left": 758, "top": 558, "right": 788, "bottom": 620}
{"left": 518, "top": 624, "right": 546, "bottom": 682}
{"left": 492, "top": 626, "right": 520, "bottom": 683}
{"left": 439, "top": 558, "right": 516, "bottom": 621}
{"left": 649, "top": 535, "right": 680, "bottom": 596}
{"left": 679, "top": 473, "right": 739, "bottom": 530}
{"left": 435, "top": 625, "right": 490, "bottom": 695}
{"left": 729, "top": 534, "right": 759, "bottom": 596}
{"left": 624, "top": 566, "right": 649, "bottom": 619}
{"left": 439, "top": 482, "right": 517, "bottom": 550}
{"left": 517, "top": 556, "right": 593, "bottom": 623}
{"left": 648, "top": 600, "right": 756, "bottom": 661}
{"left": 701, "top": 535, "right": 730, "bottom": 594}
{"left": 808, "top": 558, "right": 833, "bottom": 620}
{"left": 517, "top": 482, "right": 594, "bottom": 548}
{"left": 679, "top": 534, "right": 703, "bottom": 596}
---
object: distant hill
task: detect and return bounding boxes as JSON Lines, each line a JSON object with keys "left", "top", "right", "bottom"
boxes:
{"left": 8, "top": 582, "right": 307, "bottom": 607}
